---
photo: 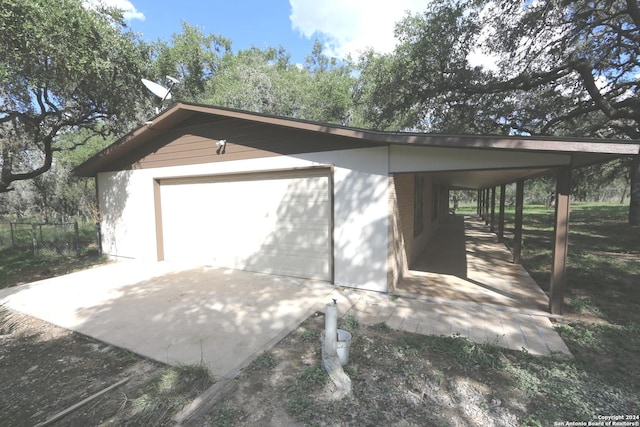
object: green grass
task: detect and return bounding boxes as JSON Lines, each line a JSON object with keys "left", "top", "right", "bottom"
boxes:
{"left": 0, "top": 247, "right": 109, "bottom": 289}
{"left": 496, "top": 203, "right": 640, "bottom": 421}
{"left": 0, "top": 223, "right": 108, "bottom": 290}
{"left": 452, "top": 203, "right": 640, "bottom": 422}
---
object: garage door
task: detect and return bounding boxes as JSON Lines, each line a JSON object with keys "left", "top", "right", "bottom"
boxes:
{"left": 158, "top": 169, "right": 332, "bottom": 281}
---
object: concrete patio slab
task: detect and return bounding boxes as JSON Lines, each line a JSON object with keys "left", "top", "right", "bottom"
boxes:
{"left": 0, "top": 261, "right": 338, "bottom": 379}
{"left": 338, "top": 290, "right": 571, "bottom": 356}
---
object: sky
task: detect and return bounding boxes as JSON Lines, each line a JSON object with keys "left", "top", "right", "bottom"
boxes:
{"left": 102, "top": 0, "right": 433, "bottom": 64}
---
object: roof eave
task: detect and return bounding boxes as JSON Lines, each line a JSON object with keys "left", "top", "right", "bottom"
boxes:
{"left": 73, "top": 102, "right": 640, "bottom": 177}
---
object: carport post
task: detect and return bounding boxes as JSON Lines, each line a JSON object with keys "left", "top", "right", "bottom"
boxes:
{"left": 477, "top": 190, "right": 482, "bottom": 215}
{"left": 513, "top": 179, "right": 524, "bottom": 264}
{"left": 490, "top": 187, "right": 496, "bottom": 233}
{"left": 549, "top": 166, "right": 572, "bottom": 315}
{"left": 498, "top": 184, "right": 506, "bottom": 242}
{"left": 484, "top": 188, "right": 490, "bottom": 225}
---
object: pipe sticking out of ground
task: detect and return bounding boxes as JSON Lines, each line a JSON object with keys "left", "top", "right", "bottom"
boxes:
{"left": 323, "top": 300, "right": 351, "bottom": 398}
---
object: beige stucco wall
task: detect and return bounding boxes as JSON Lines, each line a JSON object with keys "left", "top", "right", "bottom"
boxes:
{"left": 97, "top": 146, "right": 392, "bottom": 293}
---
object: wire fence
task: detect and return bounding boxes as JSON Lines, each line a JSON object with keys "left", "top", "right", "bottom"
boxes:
{"left": 0, "top": 222, "right": 81, "bottom": 257}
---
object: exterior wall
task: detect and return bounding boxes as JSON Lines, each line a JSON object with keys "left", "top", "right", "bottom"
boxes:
{"left": 387, "top": 176, "right": 407, "bottom": 292}
{"left": 389, "top": 172, "right": 446, "bottom": 274}
{"left": 301, "top": 147, "right": 390, "bottom": 292}
{"left": 97, "top": 146, "right": 391, "bottom": 292}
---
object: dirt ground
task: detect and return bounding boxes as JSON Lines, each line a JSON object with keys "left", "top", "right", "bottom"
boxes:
{"left": 0, "top": 307, "right": 208, "bottom": 426}
{"left": 1, "top": 305, "right": 534, "bottom": 427}
{"left": 198, "top": 312, "right": 530, "bottom": 427}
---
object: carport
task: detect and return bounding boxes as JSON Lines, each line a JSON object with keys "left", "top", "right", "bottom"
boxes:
{"left": 388, "top": 136, "right": 639, "bottom": 315}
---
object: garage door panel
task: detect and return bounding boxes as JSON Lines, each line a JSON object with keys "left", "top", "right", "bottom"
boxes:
{"left": 159, "top": 170, "right": 331, "bottom": 281}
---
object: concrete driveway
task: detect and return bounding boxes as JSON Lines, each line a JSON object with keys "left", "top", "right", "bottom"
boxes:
{"left": 0, "top": 261, "right": 339, "bottom": 379}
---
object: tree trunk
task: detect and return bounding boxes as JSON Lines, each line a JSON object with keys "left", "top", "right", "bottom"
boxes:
{"left": 630, "top": 154, "right": 640, "bottom": 226}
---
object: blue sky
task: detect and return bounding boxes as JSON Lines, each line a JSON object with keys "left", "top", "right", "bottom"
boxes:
{"left": 102, "top": 0, "right": 433, "bottom": 64}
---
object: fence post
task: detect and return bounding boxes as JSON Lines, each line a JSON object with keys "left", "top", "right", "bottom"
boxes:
{"left": 74, "top": 221, "right": 80, "bottom": 257}
{"left": 11, "top": 223, "right": 16, "bottom": 248}
{"left": 31, "top": 224, "right": 38, "bottom": 256}
{"left": 96, "top": 221, "right": 102, "bottom": 255}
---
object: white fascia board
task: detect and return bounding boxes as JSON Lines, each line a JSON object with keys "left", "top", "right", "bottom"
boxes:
{"left": 389, "top": 145, "right": 571, "bottom": 173}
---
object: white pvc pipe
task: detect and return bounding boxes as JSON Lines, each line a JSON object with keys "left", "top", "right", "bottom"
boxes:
{"left": 324, "top": 302, "right": 338, "bottom": 357}
{"left": 322, "top": 301, "right": 352, "bottom": 397}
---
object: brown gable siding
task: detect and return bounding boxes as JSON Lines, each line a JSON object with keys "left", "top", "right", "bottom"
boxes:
{"left": 116, "top": 113, "right": 380, "bottom": 171}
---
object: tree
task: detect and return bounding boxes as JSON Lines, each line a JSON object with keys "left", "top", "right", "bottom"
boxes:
{"left": 203, "top": 42, "right": 355, "bottom": 124}
{"left": 356, "top": 0, "right": 640, "bottom": 224}
{"left": 150, "top": 22, "right": 231, "bottom": 102}
{"left": 0, "top": 0, "right": 150, "bottom": 193}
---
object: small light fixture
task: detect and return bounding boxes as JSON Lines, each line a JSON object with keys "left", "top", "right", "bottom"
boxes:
{"left": 216, "top": 139, "right": 227, "bottom": 155}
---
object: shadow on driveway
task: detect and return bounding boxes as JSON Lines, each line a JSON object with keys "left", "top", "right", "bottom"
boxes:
{"left": 0, "top": 261, "right": 337, "bottom": 379}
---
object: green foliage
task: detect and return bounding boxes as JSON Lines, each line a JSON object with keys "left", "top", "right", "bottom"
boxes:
{"left": 299, "top": 328, "right": 317, "bottom": 342}
{"left": 0, "top": 222, "right": 106, "bottom": 290}
{"left": 372, "top": 321, "right": 390, "bottom": 332}
{"left": 354, "top": 0, "right": 640, "bottom": 224}
{"left": 298, "top": 365, "right": 328, "bottom": 390}
{"left": 341, "top": 315, "right": 360, "bottom": 333}
{"left": 245, "top": 351, "right": 276, "bottom": 372}
{"left": 151, "top": 22, "right": 231, "bottom": 101}
{"left": 286, "top": 396, "right": 316, "bottom": 420}
{"left": 203, "top": 43, "right": 354, "bottom": 124}
{"left": 0, "top": 0, "right": 150, "bottom": 192}
{"left": 286, "top": 365, "right": 328, "bottom": 421}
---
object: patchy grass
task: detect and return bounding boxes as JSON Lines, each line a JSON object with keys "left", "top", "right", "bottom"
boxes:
{"left": 207, "top": 311, "right": 638, "bottom": 426}
{"left": 0, "top": 305, "right": 212, "bottom": 426}
{"left": 128, "top": 363, "right": 212, "bottom": 425}
{"left": 203, "top": 204, "right": 639, "bottom": 425}
{"left": 0, "top": 247, "right": 109, "bottom": 289}
{"left": 0, "top": 222, "right": 109, "bottom": 290}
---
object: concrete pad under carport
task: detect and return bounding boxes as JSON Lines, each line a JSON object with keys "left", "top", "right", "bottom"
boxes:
{"left": 0, "top": 261, "right": 338, "bottom": 378}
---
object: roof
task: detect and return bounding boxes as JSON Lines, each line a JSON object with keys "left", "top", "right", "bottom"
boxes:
{"left": 74, "top": 102, "right": 640, "bottom": 181}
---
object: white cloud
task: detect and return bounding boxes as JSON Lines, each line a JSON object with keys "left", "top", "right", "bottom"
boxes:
{"left": 289, "top": 0, "right": 428, "bottom": 59}
{"left": 84, "top": 0, "right": 145, "bottom": 21}
{"left": 467, "top": 50, "right": 499, "bottom": 73}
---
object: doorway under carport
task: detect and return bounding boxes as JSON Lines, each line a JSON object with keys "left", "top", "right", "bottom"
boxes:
{"left": 394, "top": 214, "right": 550, "bottom": 315}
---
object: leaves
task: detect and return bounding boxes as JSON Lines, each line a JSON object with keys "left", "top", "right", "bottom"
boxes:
{"left": 0, "top": 0, "right": 149, "bottom": 192}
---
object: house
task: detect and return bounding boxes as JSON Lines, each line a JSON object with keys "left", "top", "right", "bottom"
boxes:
{"left": 74, "top": 102, "right": 640, "bottom": 314}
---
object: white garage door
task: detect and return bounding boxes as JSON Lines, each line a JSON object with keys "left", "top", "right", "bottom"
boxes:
{"left": 159, "top": 169, "right": 332, "bottom": 281}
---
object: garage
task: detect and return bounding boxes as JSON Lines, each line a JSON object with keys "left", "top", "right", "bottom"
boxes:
{"left": 156, "top": 168, "right": 332, "bottom": 281}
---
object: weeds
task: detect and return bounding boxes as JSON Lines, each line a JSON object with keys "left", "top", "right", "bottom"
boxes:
{"left": 341, "top": 314, "right": 360, "bottom": 332}
{"left": 0, "top": 305, "right": 20, "bottom": 335}
{"left": 286, "top": 396, "right": 316, "bottom": 420}
{"left": 128, "top": 363, "right": 212, "bottom": 424}
{"left": 299, "top": 328, "right": 317, "bottom": 342}
{"left": 209, "top": 406, "right": 245, "bottom": 426}
{"left": 372, "top": 321, "right": 390, "bottom": 332}
{"left": 245, "top": 351, "right": 276, "bottom": 372}
{"left": 298, "top": 365, "right": 328, "bottom": 391}
{"left": 286, "top": 365, "right": 328, "bottom": 421}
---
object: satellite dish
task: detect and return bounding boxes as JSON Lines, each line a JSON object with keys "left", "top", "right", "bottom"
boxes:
{"left": 141, "top": 76, "right": 180, "bottom": 114}
{"left": 142, "top": 78, "right": 173, "bottom": 101}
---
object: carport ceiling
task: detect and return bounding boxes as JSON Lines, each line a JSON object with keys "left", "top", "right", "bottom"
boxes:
{"left": 434, "top": 167, "right": 553, "bottom": 190}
